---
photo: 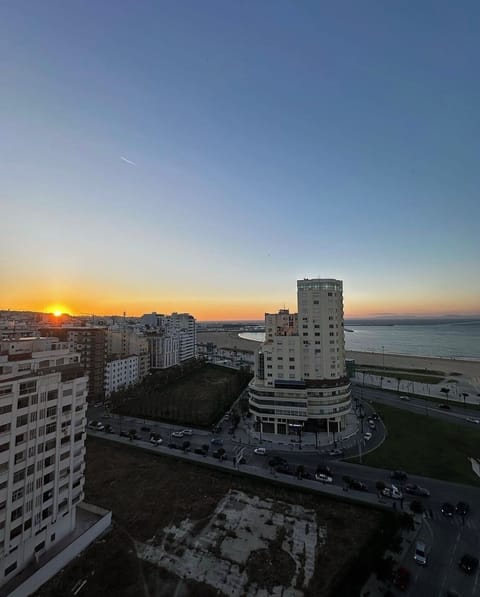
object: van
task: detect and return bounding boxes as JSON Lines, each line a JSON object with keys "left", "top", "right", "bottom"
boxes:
{"left": 414, "top": 541, "right": 427, "bottom": 566}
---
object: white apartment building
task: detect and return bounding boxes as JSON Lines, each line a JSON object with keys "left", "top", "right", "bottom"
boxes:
{"left": 0, "top": 338, "right": 88, "bottom": 585}
{"left": 142, "top": 312, "right": 196, "bottom": 369}
{"left": 148, "top": 335, "right": 179, "bottom": 369}
{"left": 106, "top": 328, "right": 149, "bottom": 381}
{"left": 104, "top": 355, "right": 139, "bottom": 397}
{"left": 249, "top": 278, "right": 351, "bottom": 435}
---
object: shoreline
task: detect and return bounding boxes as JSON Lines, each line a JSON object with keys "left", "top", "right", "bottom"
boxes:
{"left": 197, "top": 331, "right": 480, "bottom": 377}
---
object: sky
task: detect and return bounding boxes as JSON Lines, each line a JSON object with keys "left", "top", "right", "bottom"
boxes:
{"left": 1, "top": 1, "right": 480, "bottom": 320}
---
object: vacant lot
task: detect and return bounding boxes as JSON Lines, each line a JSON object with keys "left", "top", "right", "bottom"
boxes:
{"left": 356, "top": 401, "right": 480, "bottom": 486}
{"left": 114, "top": 364, "right": 251, "bottom": 428}
{"left": 36, "top": 438, "right": 397, "bottom": 597}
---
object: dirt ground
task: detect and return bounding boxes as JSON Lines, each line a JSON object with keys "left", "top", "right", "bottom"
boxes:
{"left": 35, "top": 437, "right": 390, "bottom": 597}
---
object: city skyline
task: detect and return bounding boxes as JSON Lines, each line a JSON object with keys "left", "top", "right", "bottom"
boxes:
{"left": 2, "top": 2, "right": 480, "bottom": 319}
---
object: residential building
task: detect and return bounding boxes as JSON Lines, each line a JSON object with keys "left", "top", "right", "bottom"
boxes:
{"left": 39, "top": 328, "right": 106, "bottom": 402}
{"left": 148, "top": 335, "right": 179, "bottom": 369}
{"left": 104, "top": 355, "right": 139, "bottom": 397}
{"left": 106, "top": 329, "right": 149, "bottom": 381}
{"left": 142, "top": 312, "right": 196, "bottom": 369}
{"left": 0, "top": 337, "right": 88, "bottom": 585}
{"left": 249, "top": 278, "right": 351, "bottom": 435}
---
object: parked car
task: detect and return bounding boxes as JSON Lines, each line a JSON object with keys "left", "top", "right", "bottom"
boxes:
{"left": 349, "top": 479, "right": 368, "bottom": 491}
{"left": 149, "top": 435, "right": 163, "bottom": 446}
{"left": 391, "top": 470, "right": 408, "bottom": 482}
{"left": 182, "top": 429, "right": 193, "bottom": 436}
{"left": 315, "top": 472, "right": 333, "bottom": 484}
{"left": 393, "top": 567, "right": 411, "bottom": 591}
{"left": 328, "top": 448, "right": 343, "bottom": 456}
{"left": 194, "top": 447, "right": 207, "bottom": 455}
{"left": 104, "top": 424, "right": 113, "bottom": 434}
{"left": 167, "top": 442, "right": 177, "bottom": 449}
{"left": 129, "top": 431, "right": 140, "bottom": 440}
{"left": 172, "top": 431, "right": 184, "bottom": 438}
{"left": 212, "top": 449, "right": 225, "bottom": 459}
{"left": 459, "top": 554, "right": 479, "bottom": 575}
{"left": 441, "top": 502, "right": 455, "bottom": 517}
{"left": 466, "top": 417, "right": 480, "bottom": 424}
{"left": 364, "top": 432, "right": 372, "bottom": 441}
{"left": 370, "top": 413, "right": 379, "bottom": 420}
{"left": 316, "top": 464, "right": 332, "bottom": 476}
{"left": 254, "top": 447, "right": 266, "bottom": 455}
{"left": 404, "top": 484, "right": 430, "bottom": 497}
{"left": 211, "top": 438, "right": 223, "bottom": 446}
{"left": 93, "top": 402, "right": 103, "bottom": 408}
{"left": 382, "top": 485, "right": 403, "bottom": 500}
{"left": 275, "top": 465, "right": 292, "bottom": 475}
{"left": 119, "top": 430, "right": 129, "bottom": 438}
{"left": 439, "top": 403, "right": 451, "bottom": 410}
{"left": 456, "top": 501, "right": 469, "bottom": 516}
{"left": 269, "top": 456, "right": 287, "bottom": 468}
{"left": 88, "top": 420, "right": 99, "bottom": 428}
{"left": 413, "top": 541, "right": 427, "bottom": 566}
{"left": 400, "top": 395, "right": 410, "bottom": 401}
{"left": 95, "top": 422, "right": 104, "bottom": 431}
{"left": 368, "top": 420, "right": 376, "bottom": 429}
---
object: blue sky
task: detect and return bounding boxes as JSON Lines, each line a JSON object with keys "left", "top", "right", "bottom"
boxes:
{"left": 2, "top": 1, "right": 479, "bottom": 318}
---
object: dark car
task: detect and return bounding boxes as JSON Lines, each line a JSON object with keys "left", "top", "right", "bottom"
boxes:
{"left": 275, "top": 465, "right": 292, "bottom": 475}
{"left": 456, "top": 501, "right": 469, "bottom": 516}
{"left": 404, "top": 483, "right": 430, "bottom": 497}
{"left": 350, "top": 479, "right": 368, "bottom": 491}
{"left": 269, "top": 456, "right": 287, "bottom": 468}
{"left": 459, "top": 554, "right": 479, "bottom": 575}
{"left": 211, "top": 438, "right": 223, "bottom": 446}
{"left": 391, "top": 470, "right": 408, "bottom": 482}
{"left": 393, "top": 567, "right": 411, "bottom": 591}
{"left": 302, "top": 471, "right": 314, "bottom": 480}
{"left": 212, "top": 449, "right": 224, "bottom": 459}
{"left": 104, "top": 424, "right": 113, "bottom": 434}
{"left": 441, "top": 502, "right": 455, "bottom": 517}
{"left": 119, "top": 430, "right": 129, "bottom": 438}
{"left": 194, "top": 448, "right": 207, "bottom": 455}
{"left": 370, "top": 413, "right": 379, "bottom": 420}
{"left": 167, "top": 442, "right": 177, "bottom": 449}
{"left": 439, "top": 403, "right": 451, "bottom": 410}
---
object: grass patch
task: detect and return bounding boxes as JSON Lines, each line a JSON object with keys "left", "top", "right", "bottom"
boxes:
{"left": 112, "top": 362, "right": 252, "bottom": 427}
{"left": 353, "top": 401, "right": 480, "bottom": 486}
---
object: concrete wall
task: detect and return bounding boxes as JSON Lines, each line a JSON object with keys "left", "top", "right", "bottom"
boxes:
{"left": 8, "top": 504, "right": 111, "bottom": 597}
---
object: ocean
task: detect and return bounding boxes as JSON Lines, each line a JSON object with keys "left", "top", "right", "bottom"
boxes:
{"left": 239, "top": 321, "right": 480, "bottom": 359}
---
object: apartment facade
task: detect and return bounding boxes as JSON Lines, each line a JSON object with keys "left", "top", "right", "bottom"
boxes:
{"left": 0, "top": 338, "right": 87, "bottom": 585}
{"left": 143, "top": 312, "right": 196, "bottom": 370}
{"left": 106, "top": 328, "right": 149, "bottom": 381}
{"left": 104, "top": 355, "right": 139, "bottom": 397}
{"left": 249, "top": 278, "right": 351, "bottom": 435}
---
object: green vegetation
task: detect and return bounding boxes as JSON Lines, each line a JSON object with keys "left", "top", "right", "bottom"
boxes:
{"left": 356, "top": 367, "right": 444, "bottom": 384}
{"left": 353, "top": 401, "right": 480, "bottom": 486}
{"left": 111, "top": 362, "right": 252, "bottom": 428}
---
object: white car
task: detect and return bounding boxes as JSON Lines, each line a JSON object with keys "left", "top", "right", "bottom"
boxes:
{"left": 182, "top": 429, "right": 193, "bottom": 436}
{"left": 172, "top": 431, "right": 184, "bottom": 438}
{"left": 150, "top": 436, "right": 163, "bottom": 446}
{"left": 364, "top": 432, "right": 372, "bottom": 441}
{"left": 254, "top": 447, "right": 266, "bottom": 455}
{"left": 400, "top": 395, "right": 410, "bottom": 401}
{"left": 382, "top": 485, "right": 403, "bottom": 499}
{"left": 466, "top": 417, "right": 480, "bottom": 424}
{"left": 315, "top": 473, "right": 333, "bottom": 484}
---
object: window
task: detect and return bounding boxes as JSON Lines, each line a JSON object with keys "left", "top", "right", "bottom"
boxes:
{"left": 4, "top": 562, "right": 17, "bottom": 576}
{"left": 13, "top": 469, "right": 25, "bottom": 484}
{"left": 0, "top": 404, "right": 12, "bottom": 415}
{"left": 44, "top": 455, "right": 55, "bottom": 467}
{"left": 0, "top": 423, "right": 11, "bottom": 435}
{"left": 46, "top": 423, "right": 56, "bottom": 434}
{"left": 15, "top": 433, "right": 25, "bottom": 447}
{"left": 10, "top": 525, "right": 22, "bottom": 540}
{"left": 31, "top": 394, "right": 38, "bottom": 405}
{"left": 24, "top": 519, "right": 32, "bottom": 531}
{"left": 45, "top": 439, "right": 56, "bottom": 452}
{"left": 46, "top": 406, "right": 57, "bottom": 418}
{"left": 14, "top": 451, "right": 25, "bottom": 465}
{"left": 11, "top": 505, "right": 23, "bottom": 521}
{"left": 37, "top": 443, "right": 44, "bottom": 454}
{"left": 27, "top": 464, "right": 34, "bottom": 476}
{"left": 28, "top": 446, "right": 35, "bottom": 458}
{"left": 16, "top": 415, "right": 28, "bottom": 427}
{"left": 47, "top": 390, "right": 58, "bottom": 402}
{"left": 17, "top": 396, "right": 29, "bottom": 409}
{"left": 29, "top": 429, "right": 36, "bottom": 441}
{"left": 30, "top": 412, "right": 37, "bottom": 423}
{"left": 19, "top": 380, "right": 36, "bottom": 395}
{"left": 34, "top": 541, "right": 45, "bottom": 553}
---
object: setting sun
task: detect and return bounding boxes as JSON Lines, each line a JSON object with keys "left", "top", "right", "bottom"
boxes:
{"left": 45, "top": 305, "right": 71, "bottom": 318}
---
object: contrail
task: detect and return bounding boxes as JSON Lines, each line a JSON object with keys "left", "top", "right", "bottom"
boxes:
{"left": 120, "top": 156, "right": 136, "bottom": 166}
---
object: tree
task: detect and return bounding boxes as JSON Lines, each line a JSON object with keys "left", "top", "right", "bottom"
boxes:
{"left": 218, "top": 448, "right": 226, "bottom": 460}
{"left": 201, "top": 444, "right": 209, "bottom": 453}
{"left": 375, "top": 481, "right": 386, "bottom": 496}
{"left": 410, "top": 500, "right": 424, "bottom": 515}
{"left": 375, "top": 555, "right": 395, "bottom": 582}
{"left": 462, "top": 392, "right": 469, "bottom": 408}
{"left": 398, "top": 512, "right": 415, "bottom": 531}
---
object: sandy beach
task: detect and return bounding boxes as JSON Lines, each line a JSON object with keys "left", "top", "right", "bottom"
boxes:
{"left": 197, "top": 331, "right": 480, "bottom": 380}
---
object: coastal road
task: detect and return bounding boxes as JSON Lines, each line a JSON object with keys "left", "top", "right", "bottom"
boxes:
{"left": 352, "top": 384, "right": 480, "bottom": 428}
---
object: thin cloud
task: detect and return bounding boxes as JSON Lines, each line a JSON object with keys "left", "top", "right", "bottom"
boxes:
{"left": 120, "top": 156, "right": 136, "bottom": 166}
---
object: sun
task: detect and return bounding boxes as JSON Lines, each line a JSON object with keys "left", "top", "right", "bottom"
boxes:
{"left": 53, "top": 310, "right": 63, "bottom": 317}
{"left": 45, "top": 304, "right": 71, "bottom": 317}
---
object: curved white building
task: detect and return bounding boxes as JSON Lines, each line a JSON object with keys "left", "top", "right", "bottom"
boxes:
{"left": 249, "top": 278, "right": 351, "bottom": 436}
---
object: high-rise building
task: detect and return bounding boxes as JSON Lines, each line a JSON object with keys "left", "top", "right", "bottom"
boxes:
{"left": 40, "top": 328, "right": 106, "bottom": 402}
{"left": 142, "top": 312, "right": 196, "bottom": 369}
{"left": 249, "top": 278, "right": 351, "bottom": 435}
{"left": 104, "top": 355, "right": 139, "bottom": 397}
{"left": 106, "top": 328, "right": 149, "bottom": 381}
{"left": 0, "top": 337, "right": 88, "bottom": 584}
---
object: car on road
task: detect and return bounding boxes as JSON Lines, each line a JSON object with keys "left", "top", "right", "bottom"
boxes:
{"left": 210, "top": 438, "right": 223, "bottom": 446}
{"left": 328, "top": 448, "right": 344, "bottom": 456}
{"left": 93, "top": 402, "right": 103, "bottom": 408}
{"left": 269, "top": 456, "right": 287, "bottom": 468}
{"left": 391, "top": 470, "right": 408, "bottom": 482}
{"left": 149, "top": 434, "right": 163, "bottom": 446}
{"left": 455, "top": 501, "right": 469, "bottom": 516}
{"left": 349, "top": 479, "right": 368, "bottom": 491}
{"left": 88, "top": 421, "right": 104, "bottom": 431}
{"left": 212, "top": 449, "right": 225, "bottom": 459}
{"left": 466, "top": 417, "right": 480, "bottom": 424}
{"left": 370, "top": 413, "right": 379, "bottom": 420}
{"left": 103, "top": 424, "right": 113, "bottom": 434}
{"left": 119, "top": 430, "right": 129, "bottom": 438}
{"left": 364, "top": 432, "right": 372, "bottom": 441}
{"left": 413, "top": 541, "right": 427, "bottom": 566}
{"left": 459, "top": 554, "right": 479, "bottom": 575}
{"left": 254, "top": 447, "right": 266, "bottom": 455}
{"left": 316, "top": 464, "right": 332, "bottom": 476}
{"left": 368, "top": 420, "right": 376, "bottom": 429}
{"left": 275, "top": 465, "right": 292, "bottom": 475}
{"left": 194, "top": 448, "right": 207, "bottom": 456}
{"left": 400, "top": 395, "right": 410, "bottom": 402}
{"left": 393, "top": 567, "right": 411, "bottom": 591}
{"left": 439, "top": 403, "right": 451, "bottom": 410}
{"left": 404, "top": 484, "right": 430, "bottom": 497}
{"left": 441, "top": 502, "right": 455, "bottom": 517}
{"left": 182, "top": 429, "right": 193, "bottom": 436}
{"left": 315, "top": 472, "right": 333, "bottom": 484}
{"left": 382, "top": 485, "right": 403, "bottom": 500}
{"left": 167, "top": 442, "right": 177, "bottom": 449}
{"left": 172, "top": 431, "right": 184, "bottom": 438}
